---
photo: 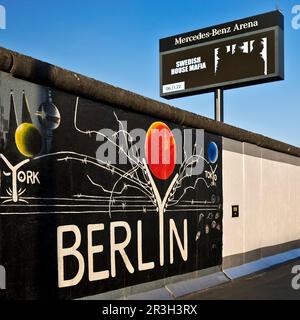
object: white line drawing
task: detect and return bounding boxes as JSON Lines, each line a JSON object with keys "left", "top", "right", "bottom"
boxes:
{"left": 0, "top": 154, "right": 30, "bottom": 203}
{"left": 0, "top": 92, "right": 222, "bottom": 273}
{"left": 0, "top": 96, "right": 219, "bottom": 226}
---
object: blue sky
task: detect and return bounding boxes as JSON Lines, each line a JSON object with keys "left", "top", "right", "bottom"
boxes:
{"left": 1, "top": 0, "right": 299, "bottom": 146}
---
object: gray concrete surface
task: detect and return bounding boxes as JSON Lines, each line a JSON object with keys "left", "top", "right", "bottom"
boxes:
{"left": 181, "top": 259, "right": 300, "bottom": 300}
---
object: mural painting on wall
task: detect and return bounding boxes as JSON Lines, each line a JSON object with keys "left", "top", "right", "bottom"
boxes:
{"left": 0, "top": 71, "right": 222, "bottom": 299}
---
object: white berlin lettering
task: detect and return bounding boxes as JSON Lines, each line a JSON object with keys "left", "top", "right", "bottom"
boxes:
{"left": 57, "top": 218, "right": 188, "bottom": 288}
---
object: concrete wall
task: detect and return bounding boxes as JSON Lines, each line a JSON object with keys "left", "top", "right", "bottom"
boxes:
{"left": 0, "top": 47, "right": 299, "bottom": 298}
{"left": 223, "top": 137, "right": 300, "bottom": 268}
{"left": 0, "top": 69, "right": 223, "bottom": 299}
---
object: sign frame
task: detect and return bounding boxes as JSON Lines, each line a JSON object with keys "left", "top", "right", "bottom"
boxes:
{"left": 159, "top": 11, "right": 284, "bottom": 99}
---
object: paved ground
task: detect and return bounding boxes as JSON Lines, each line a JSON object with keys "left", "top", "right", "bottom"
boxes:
{"left": 181, "top": 259, "right": 300, "bottom": 300}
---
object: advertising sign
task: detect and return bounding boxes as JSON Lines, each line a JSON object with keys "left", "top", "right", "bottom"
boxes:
{"left": 160, "top": 11, "right": 284, "bottom": 99}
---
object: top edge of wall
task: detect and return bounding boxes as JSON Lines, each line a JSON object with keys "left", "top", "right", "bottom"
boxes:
{"left": 0, "top": 46, "right": 299, "bottom": 158}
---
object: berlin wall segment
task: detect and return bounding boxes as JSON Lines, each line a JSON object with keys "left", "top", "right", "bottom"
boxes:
{"left": 0, "top": 70, "right": 222, "bottom": 299}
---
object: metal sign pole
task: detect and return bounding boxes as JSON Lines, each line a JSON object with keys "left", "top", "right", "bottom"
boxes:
{"left": 214, "top": 88, "right": 224, "bottom": 122}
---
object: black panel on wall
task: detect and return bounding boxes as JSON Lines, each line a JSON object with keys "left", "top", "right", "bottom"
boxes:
{"left": 0, "top": 73, "right": 222, "bottom": 299}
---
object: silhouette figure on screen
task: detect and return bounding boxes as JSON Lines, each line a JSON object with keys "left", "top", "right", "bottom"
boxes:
{"left": 215, "top": 46, "right": 231, "bottom": 81}
{"left": 248, "top": 39, "right": 265, "bottom": 76}
{"left": 231, "top": 41, "right": 252, "bottom": 79}
{"left": 215, "top": 38, "right": 266, "bottom": 81}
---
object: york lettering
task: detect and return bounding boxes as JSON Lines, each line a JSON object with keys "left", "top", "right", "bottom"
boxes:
{"left": 17, "top": 170, "right": 40, "bottom": 184}
{"left": 205, "top": 170, "right": 217, "bottom": 182}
